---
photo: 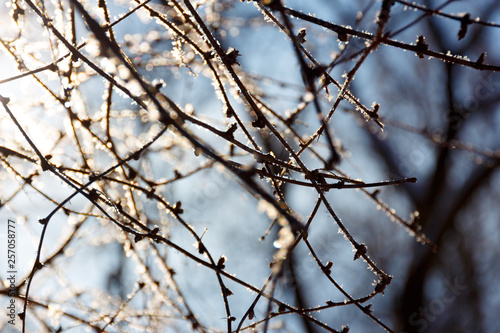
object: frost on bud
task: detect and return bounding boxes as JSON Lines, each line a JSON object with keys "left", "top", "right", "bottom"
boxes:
{"left": 223, "top": 286, "right": 233, "bottom": 296}
{"left": 262, "top": 0, "right": 284, "bottom": 11}
{"left": 251, "top": 116, "right": 265, "bottom": 128}
{"left": 128, "top": 168, "right": 137, "bottom": 180}
{"left": 81, "top": 118, "right": 92, "bottom": 129}
{"left": 146, "top": 188, "right": 155, "bottom": 199}
{"left": 458, "top": 13, "right": 471, "bottom": 40}
{"left": 248, "top": 308, "right": 255, "bottom": 320}
{"left": 297, "top": 28, "right": 307, "bottom": 44}
{"left": 415, "top": 35, "right": 428, "bottom": 59}
{"left": 224, "top": 48, "right": 240, "bottom": 66}
{"left": 374, "top": 275, "right": 392, "bottom": 294}
{"left": 225, "top": 105, "right": 235, "bottom": 118}
{"left": 337, "top": 31, "right": 348, "bottom": 42}
{"left": 11, "top": 3, "right": 25, "bottom": 23}
{"left": 0, "top": 94, "right": 11, "bottom": 105}
{"left": 89, "top": 172, "right": 100, "bottom": 182}
{"left": 134, "top": 234, "right": 144, "bottom": 243}
{"left": 40, "top": 158, "right": 51, "bottom": 171}
{"left": 88, "top": 188, "right": 100, "bottom": 202}
{"left": 216, "top": 256, "right": 226, "bottom": 270}
{"left": 198, "top": 242, "right": 207, "bottom": 255}
{"left": 475, "top": 53, "right": 486, "bottom": 68}
{"left": 34, "top": 261, "right": 44, "bottom": 270}
{"left": 323, "top": 261, "right": 333, "bottom": 275}
{"left": 222, "top": 123, "right": 238, "bottom": 141}
{"left": 131, "top": 150, "right": 141, "bottom": 161}
{"left": 353, "top": 243, "right": 367, "bottom": 261}
{"left": 173, "top": 201, "right": 184, "bottom": 214}
{"left": 194, "top": 147, "right": 202, "bottom": 156}
{"left": 367, "top": 103, "right": 380, "bottom": 120}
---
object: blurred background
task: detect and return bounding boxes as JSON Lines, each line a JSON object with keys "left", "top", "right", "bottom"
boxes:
{"left": 1, "top": 0, "right": 500, "bottom": 332}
